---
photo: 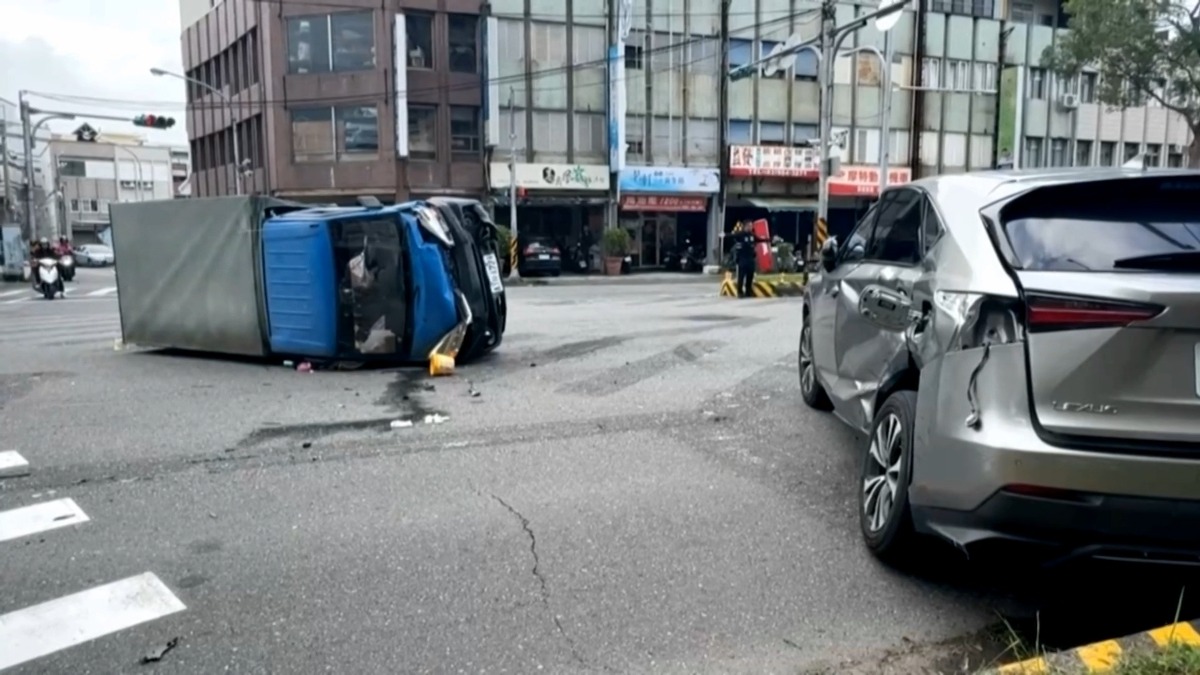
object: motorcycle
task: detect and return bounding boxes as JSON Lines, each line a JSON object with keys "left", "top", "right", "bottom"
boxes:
{"left": 661, "top": 245, "right": 682, "bottom": 271}
{"left": 680, "top": 239, "right": 705, "bottom": 272}
{"left": 562, "top": 243, "right": 590, "bottom": 274}
{"left": 33, "top": 258, "right": 64, "bottom": 300}
{"left": 58, "top": 253, "right": 75, "bottom": 281}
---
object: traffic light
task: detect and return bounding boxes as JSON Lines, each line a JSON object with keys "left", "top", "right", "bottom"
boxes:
{"left": 132, "top": 114, "right": 176, "bottom": 129}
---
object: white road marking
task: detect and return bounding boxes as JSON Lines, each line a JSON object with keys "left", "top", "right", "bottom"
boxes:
{"left": 1, "top": 295, "right": 29, "bottom": 305}
{"left": 0, "top": 572, "right": 187, "bottom": 670}
{"left": 85, "top": 286, "right": 117, "bottom": 297}
{"left": 0, "top": 498, "right": 90, "bottom": 543}
{"left": 0, "top": 450, "right": 30, "bottom": 478}
{"left": 0, "top": 289, "right": 25, "bottom": 298}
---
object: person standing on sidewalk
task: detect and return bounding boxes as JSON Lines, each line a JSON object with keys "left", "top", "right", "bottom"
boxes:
{"left": 730, "top": 222, "right": 759, "bottom": 298}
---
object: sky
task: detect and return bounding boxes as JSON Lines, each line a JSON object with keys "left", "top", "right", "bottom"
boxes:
{"left": 0, "top": 0, "right": 189, "bottom": 147}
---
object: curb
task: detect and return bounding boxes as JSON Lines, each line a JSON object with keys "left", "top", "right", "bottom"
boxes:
{"left": 719, "top": 272, "right": 807, "bottom": 298}
{"left": 504, "top": 274, "right": 714, "bottom": 287}
{"left": 990, "top": 620, "right": 1200, "bottom": 674}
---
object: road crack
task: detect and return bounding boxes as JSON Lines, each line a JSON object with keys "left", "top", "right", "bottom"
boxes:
{"left": 490, "top": 493, "right": 604, "bottom": 672}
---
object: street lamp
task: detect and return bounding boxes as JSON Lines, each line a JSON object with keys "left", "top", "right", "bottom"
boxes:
{"left": 150, "top": 67, "right": 242, "bottom": 195}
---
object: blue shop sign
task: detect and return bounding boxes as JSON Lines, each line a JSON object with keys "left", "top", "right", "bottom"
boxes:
{"left": 619, "top": 167, "right": 720, "bottom": 194}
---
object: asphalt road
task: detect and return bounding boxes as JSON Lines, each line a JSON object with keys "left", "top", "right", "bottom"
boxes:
{"left": 0, "top": 268, "right": 1196, "bottom": 674}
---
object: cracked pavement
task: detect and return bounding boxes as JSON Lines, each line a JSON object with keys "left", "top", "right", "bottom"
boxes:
{"left": 3, "top": 273, "right": 1197, "bottom": 674}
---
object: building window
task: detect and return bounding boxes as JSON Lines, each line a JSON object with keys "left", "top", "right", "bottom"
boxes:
{"left": 406, "top": 13, "right": 433, "bottom": 68}
{"left": 973, "top": 62, "right": 997, "bottom": 92}
{"left": 1024, "top": 137, "right": 1043, "bottom": 168}
{"left": 1123, "top": 142, "right": 1140, "bottom": 162}
{"left": 1074, "top": 139, "right": 1092, "bottom": 166}
{"left": 921, "top": 57, "right": 941, "bottom": 88}
{"left": 1049, "top": 138, "right": 1068, "bottom": 167}
{"left": 331, "top": 12, "right": 375, "bottom": 71}
{"left": 946, "top": 59, "right": 971, "bottom": 91}
{"left": 1100, "top": 141, "right": 1116, "bottom": 166}
{"left": 1145, "top": 143, "right": 1161, "bottom": 166}
{"left": 287, "top": 16, "right": 331, "bottom": 74}
{"left": 337, "top": 106, "right": 379, "bottom": 158}
{"left": 448, "top": 14, "right": 478, "bottom": 73}
{"left": 408, "top": 104, "right": 438, "bottom": 160}
{"left": 450, "top": 106, "right": 481, "bottom": 157}
{"left": 291, "top": 108, "right": 335, "bottom": 162}
{"left": 89, "top": 199, "right": 98, "bottom": 212}
{"left": 1010, "top": 0, "right": 1034, "bottom": 22}
{"left": 928, "top": 0, "right": 994, "bottom": 17}
{"left": 69, "top": 199, "right": 79, "bottom": 212}
{"left": 1168, "top": 151, "right": 1183, "bottom": 167}
{"left": 286, "top": 12, "right": 375, "bottom": 74}
{"left": 58, "top": 159, "right": 85, "bottom": 177}
{"left": 1080, "top": 73, "right": 1097, "bottom": 103}
{"left": 1028, "top": 68, "right": 1046, "bottom": 98}
{"left": 625, "top": 44, "right": 644, "bottom": 69}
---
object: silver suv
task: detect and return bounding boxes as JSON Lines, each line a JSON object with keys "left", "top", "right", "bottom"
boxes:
{"left": 800, "top": 169, "right": 1200, "bottom": 565}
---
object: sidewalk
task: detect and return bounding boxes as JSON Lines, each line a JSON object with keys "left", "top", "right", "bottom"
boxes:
{"left": 505, "top": 272, "right": 716, "bottom": 287}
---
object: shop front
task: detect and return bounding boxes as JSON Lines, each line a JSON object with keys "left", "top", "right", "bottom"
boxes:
{"left": 725, "top": 145, "right": 911, "bottom": 252}
{"left": 489, "top": 162, "right": 609, "bottom": 247}
{"left": 617, "top": 167, "right": 720, "bottom": 269}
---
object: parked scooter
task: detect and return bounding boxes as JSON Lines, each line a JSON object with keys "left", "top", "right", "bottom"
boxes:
{"left": 661, "top": 245, "right": 682, "bottom": 271}
{"left": 33, "top": 258, "right": 64, "bottom": 300}
{"left": 562, "top": 243, "right": 590, "bottom": 274}
{"left": 680, "top": 239, "right": 704, "bottom": 272}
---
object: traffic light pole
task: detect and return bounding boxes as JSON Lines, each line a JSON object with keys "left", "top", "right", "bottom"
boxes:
{"left": 18, "top": 93, "right": 164, "bottom": 239}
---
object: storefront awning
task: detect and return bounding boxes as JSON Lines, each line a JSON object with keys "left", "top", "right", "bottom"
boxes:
{"left": 745, "top": 197, "right": 818, "bottom": 211}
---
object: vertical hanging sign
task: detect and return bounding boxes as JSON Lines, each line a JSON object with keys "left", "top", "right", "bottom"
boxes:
{"left": 484, "top": 16, "right": 501, "bottom": 148}
{"left": 608, "top": 0, "right": 633, "bottom": 172}
{"left": 394, "top": 13, "right": 409, "bottom": 158}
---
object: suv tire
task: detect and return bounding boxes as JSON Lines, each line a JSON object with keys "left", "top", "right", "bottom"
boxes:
{"left": 799, "top": 312, "right": 833, "bottom": 411}
{"left": 860, "top": 390, "right": 919, "bottom": 563}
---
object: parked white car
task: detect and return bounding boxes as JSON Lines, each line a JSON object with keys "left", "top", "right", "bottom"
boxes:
{"left": 74, "top": 244, "right": 114, "bottom": 267}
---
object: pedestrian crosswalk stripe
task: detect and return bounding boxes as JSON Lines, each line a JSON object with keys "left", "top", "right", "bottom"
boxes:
{"left": 0, "top": 450, "right": 30, "bottom": 478}
{"left": 0, "top": 572, "right": 187, "bottom": 670}
{"left": 0, "top": 289, "right": 25, "bottom": 298}
{"left": 85, "top": 286, "right": 118, "bottom": 297}
{"left": 0, "top": 498, "right": 90, "bottom": 543}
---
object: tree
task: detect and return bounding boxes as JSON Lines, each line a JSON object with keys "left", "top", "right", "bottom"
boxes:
{"left": 1042, "top": 0, "right": 1200, "bottom": 166}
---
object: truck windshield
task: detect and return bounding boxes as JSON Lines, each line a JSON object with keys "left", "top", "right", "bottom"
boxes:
{"left": 333, "top": 217, "right": 407, "bottom": 356}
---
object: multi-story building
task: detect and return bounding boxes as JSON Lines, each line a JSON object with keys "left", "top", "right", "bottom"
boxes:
{"left": 49, "top": 134, "right": 177, "bottom": 243}
{"left": 1, "top": 98, "right": 53, "bottom": 233}
{"left": 178, "top": 0, "right": 486, "bottom": 203}
{"left": 725, "top": 0, "right": 1193, "bottom": 248}
{"left": 488, "top": 0, "right": 723, "bottom": 269}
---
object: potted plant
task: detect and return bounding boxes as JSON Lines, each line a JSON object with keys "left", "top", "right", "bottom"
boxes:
{"left": 494, "top": 225, "right": 513, "bottom": 276}
{"left": 600, "top": 228, "right": 631, "bottom": 276}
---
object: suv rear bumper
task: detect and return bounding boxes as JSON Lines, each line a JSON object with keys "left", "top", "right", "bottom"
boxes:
{"left": 910, "top": 343, "right": 1200, "bottom": 559}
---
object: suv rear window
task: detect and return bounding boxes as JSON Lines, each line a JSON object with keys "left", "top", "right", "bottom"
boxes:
{"left": 1001, "top": 177, "right": 1200, "bottom": 272}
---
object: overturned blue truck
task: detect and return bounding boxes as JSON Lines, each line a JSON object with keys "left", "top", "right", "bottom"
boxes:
{"left": 109, "top": 196, "right": 507, "bottom": 369}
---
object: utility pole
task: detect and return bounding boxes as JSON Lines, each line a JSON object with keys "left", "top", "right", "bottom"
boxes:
{"left": 1, "top": 105, "right": 11, "bottom": 222}
{"left": 507, "top": 88, "right": 519, "bottom": 279}
{"left": 879, "top": 31, "right": 893, "bottom": 193}
{"left": 716, "top": 0, "right": 731, "bottom": 266}
{"left": 815, "top": 0, "right": 837, "bottom": 254}
{"left": 19, "top": 94, "right": 35, "bottom": 240}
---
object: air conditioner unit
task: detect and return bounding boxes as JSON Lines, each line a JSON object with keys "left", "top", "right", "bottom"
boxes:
{"left": 1059, "top": 93, "right": 1080, "bottom": 110}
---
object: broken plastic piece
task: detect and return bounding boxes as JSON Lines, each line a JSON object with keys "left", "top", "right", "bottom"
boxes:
{"left": 390, "top": 419, "right": 414, "bottom": 429}
{"left": 965, "top": 343, "right": 991, "bottom": 429}
{"left": 423, "top": 413, "right": 449, "bottom": 425}
{"left": 429, "top": 353, "right": 455, "bottom": 376}
{"left": 296, "top": 361, "right": 313, "bottom": 373}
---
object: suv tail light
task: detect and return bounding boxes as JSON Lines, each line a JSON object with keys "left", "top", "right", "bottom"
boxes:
{"left": 550, "top": 247, "right": 561, "bottom": 255}
{"left": 1025, "top": 293, "right": 1163, "bottom": 333}
{"left": 524, "top": 245, "right": 537, "bottom": 255}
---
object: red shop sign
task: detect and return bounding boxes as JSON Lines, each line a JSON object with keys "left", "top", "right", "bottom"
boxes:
{"left": 620, "top": 194, "right": 709, "bottom": 212}
{"left": 827, "top": 165, "right": 912, "bottom": 197}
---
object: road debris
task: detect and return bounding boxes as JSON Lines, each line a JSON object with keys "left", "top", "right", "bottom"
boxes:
{"left": 390, "top": 419, "right": 414, "bottom": 430}
{"left": 423, "top": 414, "right": 450, "bottom": 425}
{"left": 140, "top": 637, "right": 181, "bottom": 664}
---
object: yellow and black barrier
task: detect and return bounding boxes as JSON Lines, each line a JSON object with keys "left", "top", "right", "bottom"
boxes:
{"left": 989, "top": 619, "right": 1200, "bottom": 674}
{"left": 719, "top": 272, "right": 807, "bottom": 298}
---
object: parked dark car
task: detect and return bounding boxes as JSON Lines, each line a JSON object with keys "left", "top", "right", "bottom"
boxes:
{"left": 519, "top": 237, "right": 562, "bottom": 277}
